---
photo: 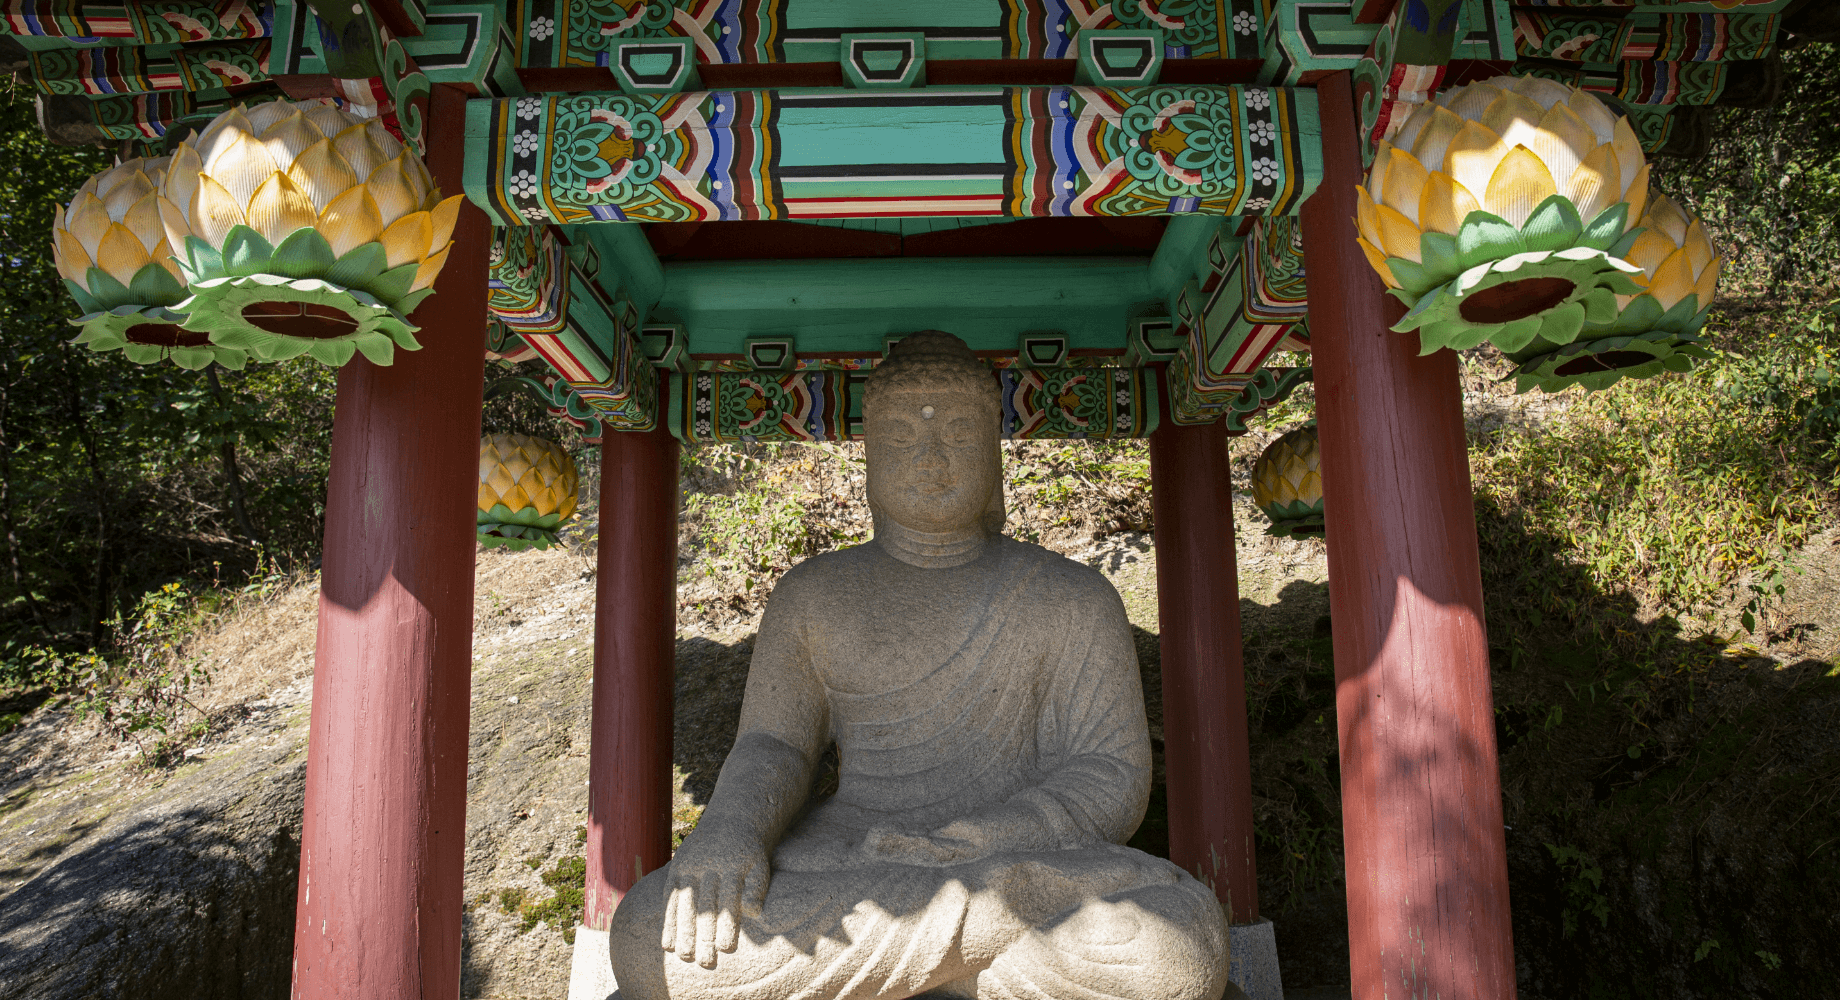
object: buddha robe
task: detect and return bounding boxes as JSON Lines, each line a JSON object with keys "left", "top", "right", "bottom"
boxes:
{"left": 610, "top": 536, "right": 1227, "bottom": 1000}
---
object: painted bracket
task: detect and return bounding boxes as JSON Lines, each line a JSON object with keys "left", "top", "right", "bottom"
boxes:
{"left": 1074, "top": 29, "right": 1163, "bottom": 86}
{"left": 1167, "top": 217, "right": 1309, "bottom": 425}
{"left": 1017, "top": 333, "right": 1070, "bottom": 368}
{"left": 610, "top": 37, "right": 699, "bottom": 95}
{"left": 842, "top": 33, "right": 925, "bottom": 89}
{"left": 744, "top": 336, "right": 796, "bottom": 370}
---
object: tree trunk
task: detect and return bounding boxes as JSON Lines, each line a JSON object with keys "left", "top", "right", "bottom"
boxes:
{"left": 68, "top": 390, "right": 109, "bottom": 645}
{"left": 0, "top": 381, "right": 41, "bottom": 625}
{"left": 206, "top": 367, "right": 262, "bottom": 547}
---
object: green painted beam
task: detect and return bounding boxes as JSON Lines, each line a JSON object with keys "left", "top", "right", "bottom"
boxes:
{"left": 577, "top": 223, "right": 667, "bottom": 312}
{"left": 650, "top": 257, "right": 1153, "bottom": 357}
{"left": 467, "top": 85, "right": 1323, "bottom": 226}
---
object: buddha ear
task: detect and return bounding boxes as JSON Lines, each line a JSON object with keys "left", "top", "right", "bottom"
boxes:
{"left": 982, "top": 474, "right": 1006, "bottom": 534}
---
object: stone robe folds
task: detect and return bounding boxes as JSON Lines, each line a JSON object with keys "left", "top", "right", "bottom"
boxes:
{"left": 611, "top": 537, "right": 1227, "bottom": 1000}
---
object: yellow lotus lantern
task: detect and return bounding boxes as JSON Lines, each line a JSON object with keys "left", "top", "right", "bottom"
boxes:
{"left": 478, "top": 433, "right": 580, "bottom": 551}
{"left": 158, "top": 100, "right": 463, "bottom": 367}
{"left": 55, "top": 156, "right": 248, "bottom": 370}
{"left": 1251, "top": 424, "right": 1324, "bottom": 539}
{"left": 1506, "top": 191, "right": 1721, "bottom": 393}
{"left": 1356, "top": 75, "right": 1653, "bottom": 358}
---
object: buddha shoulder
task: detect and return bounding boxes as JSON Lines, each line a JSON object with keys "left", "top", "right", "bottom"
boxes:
{"left": 996, "top": 536, "right": 1129, "bottom": 611}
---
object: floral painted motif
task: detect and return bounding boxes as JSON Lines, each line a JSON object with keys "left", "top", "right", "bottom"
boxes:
{"left": 1120, "top": 89, "right": 1242, "bottom": 192}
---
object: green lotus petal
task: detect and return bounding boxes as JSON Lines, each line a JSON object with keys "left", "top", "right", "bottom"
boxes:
{"left": 1391, "top": 283, "right": 1446, "bottom": 333}
{"left": 1537, "top": 301, "right": 1588, "bottom": 347}
{"left": 387, "top": 324, "right": 422, "bottom": 351}
{"left": 259, "top": 337, "right": 313, "bottom": 361}
{"left": 1606, "top": 294, "right": 1664, "bottom": 336}
{"left": 126, "top": 262, "right": 186, "bottom": 305}
{"left": 1491, "top": 313, "right": 1548, "bottom": 353}
{"left": 306, "top": 339, "right": 357, "bottom": 366}
{"left": 1456, "top": 211, "right": 1525, "bottom": 269}
{"left": 1417, "top": 231, "right": 1462, "bottom": 286}
{"left": 222, "top": 226, "right": 279, "bottom": 276}
{"left": 1386, "top": 256, "right": 1436, "bottom": 297}
{"left": 170, "top": 346, "right": 218, "bottom": 370}
{"left": 1521, "top": 195, "right": 1583, "bottom": 253}
{"left": 1659, "top": 295, "right": 1704, "bottom": 333}
{"left": 184, "top": 235, "right": 225, "bottom": 279}
{"left": 271, "top": 228, "right": 337, "bottom": 279}
{"left": 327, "top": 242, "right": 388, "bottom": 289}
{"left": 212, "top": 346, "right": 248, "bottom": 371}
{"left": 366, "top": 262, "right": 420, "bottom": 305}
{"left": 84, "top": 266, "right": 131, "bottom": 309}
{"left": 352, "top": 333, "right": 396, "bottom": 366}
{"left": 394, "top": 287, "right": 435, "bottom": 317}
{"left": 1581, "top": 288, "right": 1618, "bottom": 325}
{"left": 64, "top": 278, "right": 102, "bottom": 315}
{"left": 1607, "top": 226, "right": 1643, "bottom": 260}
{"left": 481, "top": 503, "right": 568, "bottom": 529}
{"left": 1579, "top": 203, "right": 1630, "bottom": 252}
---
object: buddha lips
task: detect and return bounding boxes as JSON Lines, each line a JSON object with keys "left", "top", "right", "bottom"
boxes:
{"left": 1356, "top": 76, "right": 1722, "bottom": 393}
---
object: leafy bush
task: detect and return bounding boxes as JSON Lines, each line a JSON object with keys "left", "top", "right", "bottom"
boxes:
{"left": 1468, "top": 299, "right": 1838, "bottom": 634}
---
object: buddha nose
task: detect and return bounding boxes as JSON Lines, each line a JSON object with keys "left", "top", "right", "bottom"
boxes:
{"left": 915, "top": 442, "right": 947, "bottom": 475}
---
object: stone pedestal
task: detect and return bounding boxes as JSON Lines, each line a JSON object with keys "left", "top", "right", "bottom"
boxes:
{"left": 569, "top": 925, "right": 619, "bottom": 1000}
{"left": 1227, "top": 918, "right": 1283, "bottom": 1000}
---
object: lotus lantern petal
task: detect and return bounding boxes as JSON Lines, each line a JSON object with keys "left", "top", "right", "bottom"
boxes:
{"left": 1502, "top": 190, "right": 1723, "bottom": 394}
{"left": 1251, "top": 424, "right": 1324, "bottom": 540}
{"left": 54, "top": 156, "right": 247, "bottom": 370}
{"left": 478, "top": 433, "right": 580, "bottom": 551}
{"left": 160, "top": 100, "right": 465, "bottom": 367}
{"left": 1355, "top": 76, "right": 1660, "bottom": 360}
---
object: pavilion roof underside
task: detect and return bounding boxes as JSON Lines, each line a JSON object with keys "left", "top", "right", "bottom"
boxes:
{"left": 14, "top": 0, "right": 1834, "bottom": 440}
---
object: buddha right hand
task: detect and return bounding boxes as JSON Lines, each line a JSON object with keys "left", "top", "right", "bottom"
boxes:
{"left": 661, "top": 824, "right": 770, "bottom": 969}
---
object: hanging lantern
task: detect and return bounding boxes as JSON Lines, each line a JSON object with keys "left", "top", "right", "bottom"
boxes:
{"left": 1506, "top": 192, "right": 1721, "bottom": 393}
{"left": 478, "top": 433, "right": 580, "bottom": 551}
{"left": 55, "top": 156, "right": 249, "bottom": 371}
{"left": 158, "top": 101, "right": 462, "bottom": 367}
{"left": 1251, "top": 424, "right": 1324, "bottom": 539}
{"left": 1355, "top": 75, "right": 1651, "bottom": 357}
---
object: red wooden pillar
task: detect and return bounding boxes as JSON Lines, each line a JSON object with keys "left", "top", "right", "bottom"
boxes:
{"left": 1300, "top": 73, "right": 1517, "bottom": 1000}
{"left": 583, "top": 424, "right": 679, "bottom": 928}
{"left": 1149, "top": 406, "right": 1258, "bottom": 924}
{"left": 292, "top": 84, "right": 489, "bottom": 1000}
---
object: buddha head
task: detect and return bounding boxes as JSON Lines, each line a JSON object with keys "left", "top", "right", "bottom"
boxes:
{"left": 863, "top": 331, "right": 1004, "bottom": 536}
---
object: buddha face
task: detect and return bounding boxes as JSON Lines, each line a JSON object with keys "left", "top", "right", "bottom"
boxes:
{"left": 864, "top": 390, "right": 1001, "bottom": 534}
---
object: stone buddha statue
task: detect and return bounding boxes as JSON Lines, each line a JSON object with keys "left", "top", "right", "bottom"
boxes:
{"left": 610, "top": 332, "right": 1230, "bottom": 1000}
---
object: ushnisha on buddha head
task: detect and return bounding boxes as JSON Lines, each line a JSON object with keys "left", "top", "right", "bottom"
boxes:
{"left": 863, "top": 331, "right": 1004, "bottom": 537}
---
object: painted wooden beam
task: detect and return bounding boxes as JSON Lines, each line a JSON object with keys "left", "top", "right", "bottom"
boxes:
{"left": 463, "top": 84, "right": 1321, "bottom": 224}
{"left": 505, "top": 0, "right": 1265, "bottom": 68}
{"left": 668, "top": 366, "right": 1158, "bottom": 443}
{"left": 1301, "top": 72, "right": 1516, "bottom": 1000}
{"left": 650, "top": 256, "right": 1154, "bottom": 356}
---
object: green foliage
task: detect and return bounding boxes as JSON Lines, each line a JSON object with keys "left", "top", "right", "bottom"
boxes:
{"left": 1652, "top": 44, "right": 1840, "bottom": 292}
{"left": 0, "top": 87, "right": 343, "bottom": 680}
{"left": 498, "top": 855, "right": 588, "bottom": 943}
{"left": 1468, "top": 298, "right": 1838, "bottom": 629}
{"left": 1547, "top": 843, "right": 1611, "bottom": 940}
